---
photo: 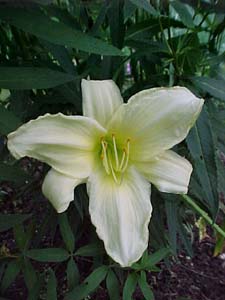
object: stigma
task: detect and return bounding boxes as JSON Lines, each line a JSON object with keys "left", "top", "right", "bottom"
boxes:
{"left": 100, "top": 134, "right": 130, "bottom": 184}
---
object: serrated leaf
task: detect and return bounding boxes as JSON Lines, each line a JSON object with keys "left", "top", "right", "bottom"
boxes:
{"left": 171, "top": 1, "right": 194, "bottom": 28}
{"left": 0, "top": 67, "right": 75, "bottom": 90}
{"left": 0, "top": 8, "right": 123, "bottom": 56}
{"left": 65, "top": 266, "right": 108, "bottom": 300}
{"left": 1, "top": 259, "right": 21, "bottom": 292}
{"left": 123, "top": 273, "right": 137, "bottom": 300}
{"left": 186, "top": 107, "right": 219, "bottom": 217}
{"left": 0, "top": 105, "right": 21, "bottom": 135}
{"left": 47, "top": 269, "right": 57, "bottom": 300}
{"left": 67, "top": 258, "right": 79, "bottom": 291}
{"left": 58, "top": 213, "right": 75, "bottom": 253}
{"left": 191, "top": 77, "right": 225, "bottom": 101}
{"left": 106, "top": 270, "right": 120, "bottom": 300}
{"left": 26, "top": 248, "right": 69, "bottom": 262}
{"left": 0, "top": 214, "right": 31, "bottom": 232}
{"left": 75, "top": 242, "right": 104, "bottom": 257}
{"left": 138, "top": 271, "right": 154, "bottom": 300}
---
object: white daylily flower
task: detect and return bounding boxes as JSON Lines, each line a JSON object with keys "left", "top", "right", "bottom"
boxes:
{"left": 7, "top": 80, "right": 204, "bottom": 267}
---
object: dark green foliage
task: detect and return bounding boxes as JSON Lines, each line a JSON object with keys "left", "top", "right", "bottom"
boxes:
{"left": 0, "top": 0, "right": 225, "bottom": 299}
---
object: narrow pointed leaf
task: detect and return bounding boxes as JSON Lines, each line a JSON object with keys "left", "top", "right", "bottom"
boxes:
{"left": 58, "top": 213, "right": 75, "bottom": 253}
{"left": 47, "top": 269, "right": 57, "bottom": 300}
{"left": 0, "top": 67, "right": 75, "bottom": 90}
{"left": 123, "top": 273, "right": 137, "bottom": 300}
{"left": 171, "top": 1, "right": 194, "bottom": 28}
{"left": 26, "top": 248, "right": 69, "bottom": 262}
{"left": 0, "top": 214, "right": 31, "bottom": 232}
{"left": 1, "top": 260, "right": 21, "bottom": 292}
{"left": 0, "top": 8, "right": 123, "bottom": 56}
{"left": 186, "top": 107, "right": 219, "bottom": 217}
{"left": 106, "top": 270, "right": 120, "bottom": 300}
{"left": 67, "top": 258, "right": 79, "bottom": 291}
{"left": 65, "top": 266, "right": 108, "bottom": 300}
{"left": 191, "top": 77, "right": 225, "bottom": 101}
{"left": 138, "top": 271, "right": 154, "bottom": 300}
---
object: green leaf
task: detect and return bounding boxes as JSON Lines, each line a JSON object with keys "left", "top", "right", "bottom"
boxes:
{"left": 145, "top": 248, "right": 170, "bottom": 267}
{"left": 0, "top": 214, "right": 31, "bottom": 232}
{"left": 0, "top": 105, "right": 21, "bottom": 135}
{"left": 0, "top": 8, "right": 123, "bottom": 56}
{"left": 191, "top": 77, "right": 225, "bottom": 101}
{"left": 58, "top": 213, "right": 75, "bottom": 253}
{"left": 0, "top": 67, "right": 75, "bottom": 90}
{"left": 106, "top": 270, "right": 120, "bottom": 300}
{"left": 1, "top": 259, "right": 21, "bottom": 292}
{"left": 129, "top": 0, "right": 158, "bottom": 16}
{"left": 23, "top": 258, "right": 38, "bottom": 291}
{"left": 41, "top": 41, "right": 77, "bottom": 75}
{"left": 164, "top": 195, "right": 178, "bottom": 254}
{"left": 75, "top": 242, "right": 104, "bottom": 257}
{"left": 67, "top": 258, "right": 79, "bottom": 291}
{"left": 26, "top": 248, "right": 69, "bottom": 262}
{"left": 65, "top": 266, "right": 108, "bottom": 300}
{"left": 138, "top": 271, "right": 154, "bottom": 300}
{"left": 0, "top": 163, "right": 29, "bottom": 183}
{"left": 186, "top": 107, "right": 219, "bottom": 217}
{"left": 171, "top": 1, "right": 194, "bottom": 28}
{"left": 47, "top": 269, "right": 57, "bottom": 300}
{"left": 123, "top": 273, "right": 137, "bottom": 300}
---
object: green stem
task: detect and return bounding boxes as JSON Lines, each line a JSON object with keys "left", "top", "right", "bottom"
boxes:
{"left": 181, "top": 194, "right": 225, "bottom": 238}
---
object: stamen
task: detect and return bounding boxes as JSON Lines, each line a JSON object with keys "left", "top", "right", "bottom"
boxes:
{"left": 121, "top": 139, "right": 130, "bottom": 172}
{"left": 108, "top": 154, "right": 118, "bottom": 184}
{"left": 119, "top": 149, "right": 126, "bottom": 171}
{"left": 101, "top": 140, "right": 110, "bottom": 174}
{"left": 112, "top": 134, "right": 119, "bottom": 170}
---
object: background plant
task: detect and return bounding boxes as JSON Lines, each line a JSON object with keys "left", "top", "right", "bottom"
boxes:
{"left": 0, "top": 0, "right": 225, "bottom": 299}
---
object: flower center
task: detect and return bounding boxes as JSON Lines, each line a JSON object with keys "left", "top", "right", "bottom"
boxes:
{"left": 100, "top": 134, "right": 130, "bottom": 184}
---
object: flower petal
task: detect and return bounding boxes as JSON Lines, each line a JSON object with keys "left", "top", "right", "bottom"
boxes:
{"left": 136, "top": 150, "right": 193, "bottom": 194}
{"left": 42, "top": 169, "right": 84, "bottom": 213}
{"left": 7, "top": 113, "right": 106, "bottom": 178}
{"left": 107, "top": 87, "right": 204, "bottom": 161}
{"left": 87, "top": 166, "right": 152, "bottom": 267}
{"left": 82, "top": 79, "right": 123, "bottom": 128}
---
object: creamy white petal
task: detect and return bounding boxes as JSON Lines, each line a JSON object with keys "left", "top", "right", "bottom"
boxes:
{"left": 87, "top": 166, "right": 152, "bottom": 267}
{"left": 136, "top": 150, "right": 193, "bottom": 194}
{"left": 82, "top": 79, "right": 123, "bottom": 128}
{"left": 7, "top": 113, "right": 106, "bottom": 178}
{"left": 107, "top": 87, "right": 204, "bottom": 161}
{"left": 42, "top": 169, "right": 84, "bottom": 213}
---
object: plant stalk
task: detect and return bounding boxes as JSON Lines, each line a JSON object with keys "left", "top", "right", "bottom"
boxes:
{"left": 181, "top": 194, "right": 225, "bottom": 238}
